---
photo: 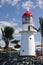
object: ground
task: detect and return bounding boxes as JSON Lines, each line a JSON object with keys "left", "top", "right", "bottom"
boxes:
{"left": 0, "top": 51, "right": 43, "bottom": 65}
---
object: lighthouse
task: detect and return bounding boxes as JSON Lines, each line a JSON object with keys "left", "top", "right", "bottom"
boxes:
{"left": 20, "top": 11, "right": 37, "bottom": 56}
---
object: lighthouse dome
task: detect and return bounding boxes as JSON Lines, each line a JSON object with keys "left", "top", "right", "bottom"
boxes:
{"left": 22, "top": 11, "right": 33, "bottom": 17}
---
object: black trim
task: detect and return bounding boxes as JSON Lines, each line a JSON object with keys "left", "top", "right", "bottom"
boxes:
{"left": 20, "top": 55, "right": 35, "bottom": 57}
{"left": 32, "top": 26, "right": 38, "bottom": 31}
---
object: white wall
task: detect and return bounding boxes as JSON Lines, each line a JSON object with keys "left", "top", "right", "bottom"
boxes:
{"left": 20, "top": 31, "right": 35, "bottom": 56}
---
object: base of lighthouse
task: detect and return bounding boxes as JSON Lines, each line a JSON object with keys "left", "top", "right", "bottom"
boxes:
{"left": 20, "top": 31, "right": 36, "bottom": 57}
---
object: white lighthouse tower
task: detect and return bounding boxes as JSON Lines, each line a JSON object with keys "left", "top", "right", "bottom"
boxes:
{"left": 20, "top": 11, "right": 37, "bottom": 56}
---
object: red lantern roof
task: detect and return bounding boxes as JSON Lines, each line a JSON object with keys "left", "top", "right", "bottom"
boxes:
{"left": 22, "top": 11, "right": 33, "bottom": 17}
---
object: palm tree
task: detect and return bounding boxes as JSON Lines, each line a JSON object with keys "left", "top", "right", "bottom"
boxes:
{"left": 1, "top": 26, "right": 14, "bottom": 49}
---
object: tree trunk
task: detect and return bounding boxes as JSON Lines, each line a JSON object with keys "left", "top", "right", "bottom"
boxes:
{"left": 4, "top": 38, "right": 9, "bottom": 49}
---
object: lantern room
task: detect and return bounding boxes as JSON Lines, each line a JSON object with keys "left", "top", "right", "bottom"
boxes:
{"left": 22, "top": 11, "right": 33, "bottom": 24}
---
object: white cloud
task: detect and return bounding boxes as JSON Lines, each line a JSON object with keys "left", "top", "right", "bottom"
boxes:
{"left": 11, "top": 0, "right": 20, "bottom": 6}
{"left": 1, "top": 0, "right": 5, "bottom": 5}
{"left": 0, "top": 21, "right": 18, "bottom": 27}
{"left": 12, "top": 28, "right": 22, "bottom": 40}
{"left": 0, "top": 21, "right": 18, "bottom": 34}
{"left": 0, "top": 21, "right": 21, "bottom": 35}
{"left": 0, "top": 0, "right": 43, "bottom": 10}
{"left": 5, "top": 14, "right": 9, "bottom": 18}
{"left": 22, "top": 0, "right": 43, "bottom": 10}
{"left": 15, "top": 28, "right": 22, "bottom": 34}
{"left": 22, "top": 0, "right": 36, "bottom": 11}
{"left": 6, "top": 0, "right": 12, "bottom": 4}
{"left": 0, "top": 5, "right": 2, "bottom": 8}
{"left": 0, "top": 0, "right": 20, "bottom": 6}
{"left": 0, "top": 21, "right": 12, "bottom": 34}
{"left": 0, "top": 21, "right": 12, "bottom": 27}
{"left": 10, "top": 21, "right": 18, "bottom": 26}
{"left": 37, "top": 0, "right": 43, "bottom": 9}
{"left": 15, "top": 29, "right": 19, "bottom": 34}
{"left": 0, "top": 40, "right": 5, "bottom": 47}
{"left": 12, "top": 18, "right": 16, "bottom": 21}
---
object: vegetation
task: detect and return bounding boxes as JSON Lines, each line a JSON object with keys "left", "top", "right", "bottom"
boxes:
{"left": 1, "top": 26, "right": 14, "bottom": 49}
{"left": 0, "top": 46, "right": 3, "bottom": 49}
{"left": 39, "top": 18, "right": 43, "bottom": 36}
{"left": 11, "top": 40, "right": 20, "bottom": 48}
{"left": 36, "top": 45, "right": 41, "bottom": 47}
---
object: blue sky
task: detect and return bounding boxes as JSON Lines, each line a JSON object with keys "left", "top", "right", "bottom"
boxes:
{"left": 0, "top": 0, "right": 43, "bottom": 47}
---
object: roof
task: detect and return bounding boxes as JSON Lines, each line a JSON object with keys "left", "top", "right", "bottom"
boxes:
{"left": 22, "top": 11, "right": 33, "bottom": 17}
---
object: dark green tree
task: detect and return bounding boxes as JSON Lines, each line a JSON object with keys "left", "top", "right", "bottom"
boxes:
{"left": 1, "top": 26, "right": 14, "bottom": 49}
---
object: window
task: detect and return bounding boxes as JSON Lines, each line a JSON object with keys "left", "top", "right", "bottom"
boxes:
{"left": 30, "top": 38, "right": 32, "bottom": 40}
{"left": 27, "top": 16, "right": 30, "bottom": 20}
{"left": 25, "top": 16, "right": 30, "bottom": 21}
{"left": 22, "top": 50, "right": 24, "bottom": 52}
{"left": 28, "top": 26, "right": 30, "bottom": 30}
{"left": 22, "top": 16, "right": 30, "bottom": 24}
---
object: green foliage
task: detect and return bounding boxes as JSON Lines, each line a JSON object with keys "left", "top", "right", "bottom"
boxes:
{"left": 1, "top": 26, "right": 14, "bottom": 49}
{"left": 39, "top": 18, "right": 43, "bottom": 36}
{"left": 0, "top": 46, "right": 3, "bottom": 49}
{"left": 11, "top": 40, "right": 20, "bottom": 44}
{"left": 39, "top": 18, "right": 43, "bottom": 28}
{"left": 11, "top": 40, "right": 20, "bottom": 48}
{"left": 4, "top": 26, "right": 14, "bottom": 40}
{"left": 14, "top": 45, "right": 21, "bottom": 48}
